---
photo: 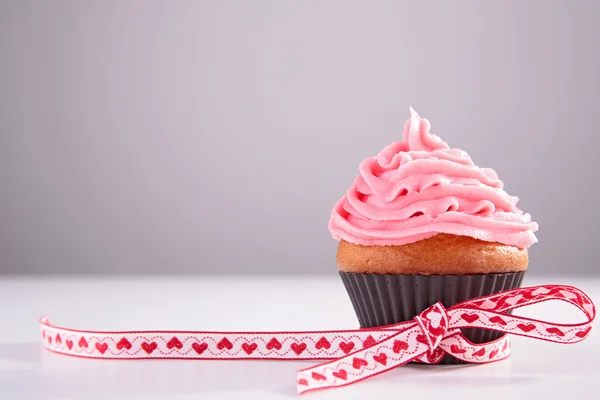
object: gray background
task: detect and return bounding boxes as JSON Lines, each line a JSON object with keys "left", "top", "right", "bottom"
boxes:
{"left": 0, "top": 0, "right": 598, "bottom": 276}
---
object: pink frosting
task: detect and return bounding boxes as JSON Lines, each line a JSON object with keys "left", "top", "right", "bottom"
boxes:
{"left": 328, "top": 108, "right": 538, "bottom": 248}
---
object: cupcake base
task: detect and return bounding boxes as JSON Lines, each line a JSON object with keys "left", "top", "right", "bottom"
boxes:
{"left": 339, "top": 271, "right": 525, "bottom": 365}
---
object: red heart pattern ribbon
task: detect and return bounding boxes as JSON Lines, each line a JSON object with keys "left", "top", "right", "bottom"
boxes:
{"left": 39, "top": 284, "right": 595, "bottom": 395}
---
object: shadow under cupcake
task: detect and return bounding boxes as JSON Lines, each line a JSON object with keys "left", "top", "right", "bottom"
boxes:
{"left": 329, "top": 108, "right": 538, "bottom": 365}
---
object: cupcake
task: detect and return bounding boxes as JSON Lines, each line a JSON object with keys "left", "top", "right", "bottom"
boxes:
{"left": 329, "top": 108, "right": 538, "bottom": 364}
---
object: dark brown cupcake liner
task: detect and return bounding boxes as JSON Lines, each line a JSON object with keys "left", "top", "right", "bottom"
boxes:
{"left": 339, "top": 271, "right": 525, "bottom": 365}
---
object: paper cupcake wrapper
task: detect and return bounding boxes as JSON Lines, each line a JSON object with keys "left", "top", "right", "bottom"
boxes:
{"left": 339, "top": 271, "right": 525, "bottom": 365}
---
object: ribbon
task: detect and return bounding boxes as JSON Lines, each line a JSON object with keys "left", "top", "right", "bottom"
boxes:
{"left": 39, "top": 284, "right": 595, "bottom": 395}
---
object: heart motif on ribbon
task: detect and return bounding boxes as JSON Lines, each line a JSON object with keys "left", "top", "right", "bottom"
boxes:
{"left": 141, "top": 342, "right": 157, "bottom": 354}
{"left": 427, "top": 311, "right": 443, "bottom": 328}
{"left": 450, "top": 344, "right": 466, "bottom": 354}
{"left": 479, "top": 299, "right": 497, "bottom": 309}
{"left": 95, "top": 342, "right": 108, "bottom": 355}
{"left": 362, "top": 335, "right": 376, "bottom": 348}
{"left": 298, "top": 379, "right": 309, "bottom": 386}
{"left": 266, "top": 337, "right": 282, "bottom": 350}
{"left": 167, "top": 337, "right": 183, "bottom": 350}
{"left": 315, "top": 337, "right": 331, "bottom": 350}
{"left": 416, "top": 334, "right": 429, "bottom": 346}
{"left": 517, "top": 323, "right": 536, "bottom": 333}
{"left": 461, "top": 313, "right": 479, "bottom": 323}
{"left": 352, "top": 357, "right": 368, "bottom": 369}
{"left": 338, "top": 341, "right": 354, "bottom": 354}
{"left": 504, "top": 294, "right": 523, "bottom": 306}
{"left": 311, "top": 372, "right": 326, "bottom": 381}
{"left": 393, "top": 340, "right": 409, "bottom": 353}
{"left": 472, "top": 348, "right": 485, "bottom": 357}
{"left": 116, "top": 337, "right": 132, "bottom": 350}
{"left": 532, "top": 287, "right": 550, "bottom": 296}
{"left": 489, "top": 316, "right": 507, "bottom": 325}
{"left": 373, "top": 353, "right": 387, "bottom": 365}
{"left": 332, "top": 369, "right": 347, "bottom": 380}
{"left": 291, "top": 342, "right": 307, "bottom": 355}
{"left": 242, "top": 342, "right": 258, "bottom": 355}
{"left": 576, "top": 327, "right": 592, "bottom": 338}
{"left": 546, "top": 327, "right": 565, "bottom": 337}
{"left": 192, "top": 342, "right": 208, "bottom": 355}
{"left": 217, "top": 337, "right": 233, "bottom": 351}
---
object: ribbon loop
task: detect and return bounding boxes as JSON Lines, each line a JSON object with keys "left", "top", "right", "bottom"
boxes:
{"left": 446, "top": 285, "right": 595, "bottom": 344}
{"left": 457, "top": 285, "right": 595, "bottom": 319}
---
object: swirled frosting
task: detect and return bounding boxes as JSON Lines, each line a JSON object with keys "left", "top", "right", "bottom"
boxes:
{"left": 328, "top": 108, "right": 538, "bottom": 248}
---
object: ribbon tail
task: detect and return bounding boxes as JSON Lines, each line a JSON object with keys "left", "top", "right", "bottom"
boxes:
{"left": 296, "top": 324, "right": 431, "bottom": 395}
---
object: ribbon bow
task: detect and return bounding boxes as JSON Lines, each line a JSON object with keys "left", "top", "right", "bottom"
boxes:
{"left": 39, "top": 284, "right": 595, "bottom": 395}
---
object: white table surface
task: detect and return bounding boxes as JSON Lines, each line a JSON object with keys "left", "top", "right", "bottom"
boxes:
{"left": 1, "top": 274, "right": 598, "bottom": 400}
